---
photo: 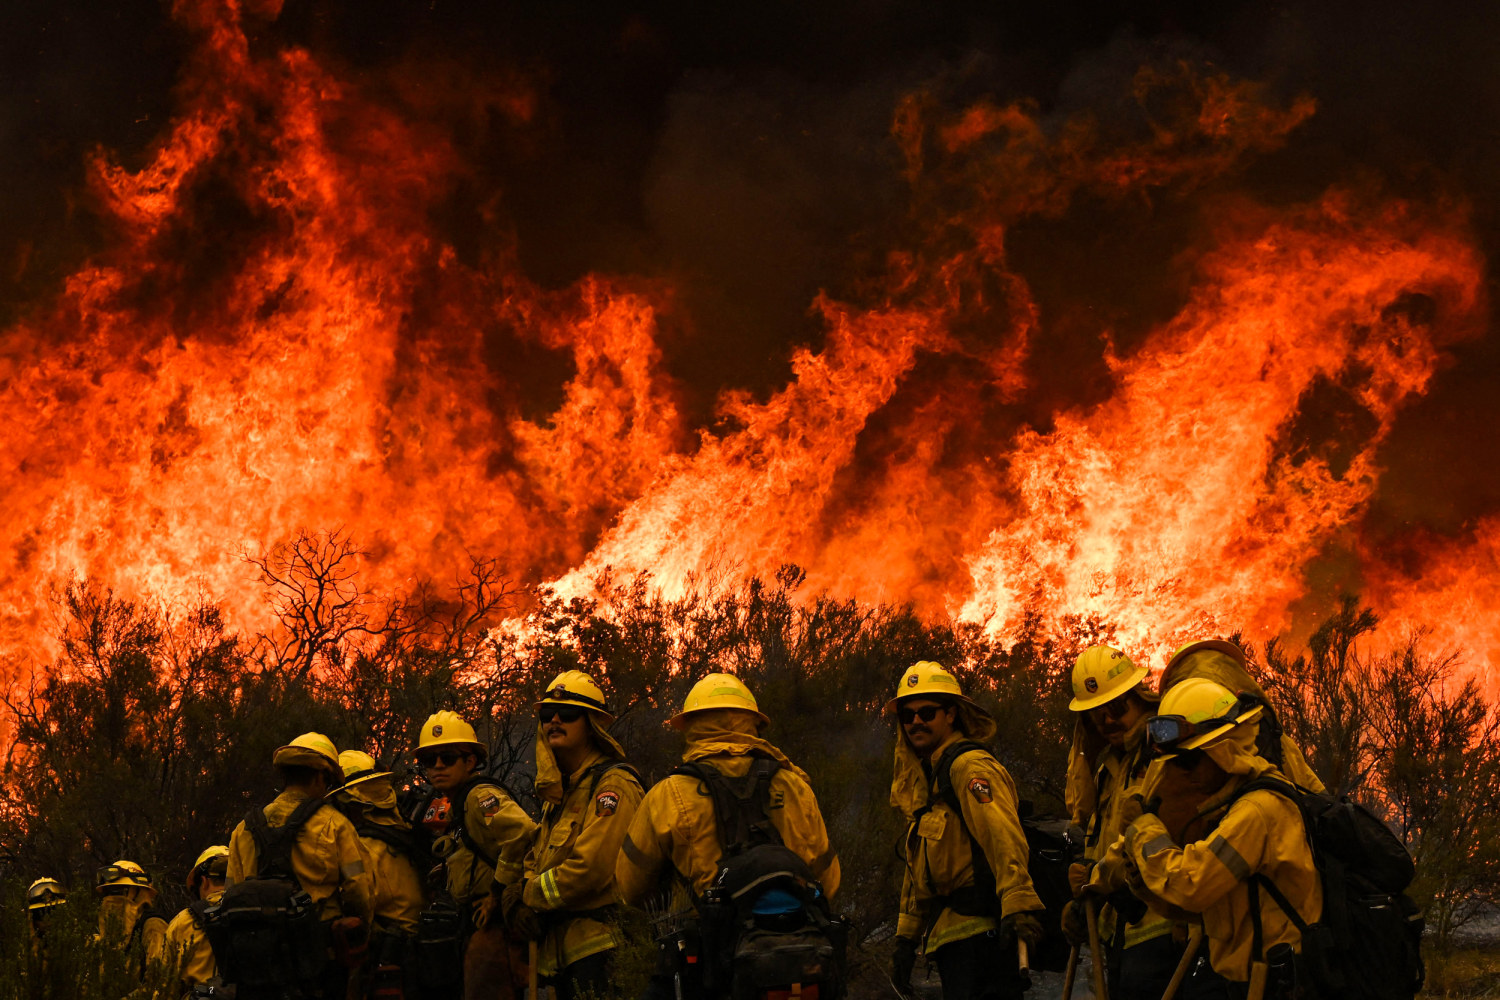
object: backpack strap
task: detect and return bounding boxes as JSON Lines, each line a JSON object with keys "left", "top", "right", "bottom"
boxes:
{"left": 452, "top": 777, "right": 510, "bottom": 869}
{"left": 920, "top": 740, "right": 999, "bottom": 912}
{"left": 672, "top": 756, "right": 783, "bottom": 861}
{"left": 245, "top": 796, "right": 328, "bottom": 885}
{"left": 187, "top": 898, "right": 213, "bottom": 930}
{"left": 586, "top": 760, "right": 643, "bottom": 799}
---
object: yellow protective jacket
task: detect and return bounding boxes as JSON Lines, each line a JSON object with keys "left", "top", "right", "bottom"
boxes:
{"left": 893, "top": 732, "right": 1045, "bottom": 954}
{"left": 1074, "top": 714, "right": 1173, "bottom": 949}
{"left": 96, "top": 893, "right": 167, "bottom": 978}
{"left": 523, "top": 748, "right": 644, "bottom": 976}
{"left": 616, "top": 712, "right": 841, "bottom": 910}
{"left": 162, "top": 889, "right": 223, "bottom": 989}
{"left": 226, "top": 788, "right": 375, "bottom": 926}
{"left": 1121, "top": 727, "right": 1323, "bottom": 982}
{"left": 339, "top": 782, "right": 425, "bottom": 934}
{"left": 433, "top": 778, "right": 535, "bottom": 907}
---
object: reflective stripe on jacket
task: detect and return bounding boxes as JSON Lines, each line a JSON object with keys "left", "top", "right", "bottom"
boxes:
{"left": 1124, "top": 776, "right": 1323, "bottom": 982}
{"left": 523, "top": 751, "right": 644, "bottom": 976}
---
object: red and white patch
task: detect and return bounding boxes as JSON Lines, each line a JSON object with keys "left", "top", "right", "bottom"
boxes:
{"left": 967, "top": 777, "right": 993, "bottom": 804}
{"left": 595, "top": 791, "right": 620, "bottom": 817}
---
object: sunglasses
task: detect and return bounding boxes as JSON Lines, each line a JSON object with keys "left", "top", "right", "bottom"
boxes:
{"left": 538, "top": 705, "right": 586, "bottom": 724}
{"left": 1088, "top": 694, "right": 1135, "bottom": 721}
{"left": 416, "top": 750, "right": 468, "bottom": 769}
{"left": 898, "top": 704, "right": 946, "bottom": 725}
{"left": 96, "top": 865, "right": 153, "bottom": 888}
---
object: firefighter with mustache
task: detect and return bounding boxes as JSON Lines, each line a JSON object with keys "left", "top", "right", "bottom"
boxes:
{"left": 888, "top": 662, "right": 1045, "bottom": 1000}
{"left": 1062, "top": 645, "right": 1192, "bottom": 999}
{"left": 500, "top": 671, "right": 643, "bottom": 1000}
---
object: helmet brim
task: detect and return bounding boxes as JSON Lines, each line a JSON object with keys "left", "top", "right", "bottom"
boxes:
{"left": 1068, "top": 664, "right": 1152, "bottom": 711}
{"left": 1157, "top": 704, "right": 1265, "bottom": 755}
{"left": 536, "top": 698, "right": 616, "bottom": 727}
{"left": 338, "top": 769, "right": 394, "bottom": 792}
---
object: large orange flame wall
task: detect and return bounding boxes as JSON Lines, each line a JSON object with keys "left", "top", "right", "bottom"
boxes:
{"left": 0, "top": 2, "right": 1489, "bottom": 684}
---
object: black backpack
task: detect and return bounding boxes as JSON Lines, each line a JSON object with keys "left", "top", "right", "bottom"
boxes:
{"left": 1230, "top": 777, "right": 1425, "bottom": 1000}
{"left": 675, "top": 756, "right": 849, "bottom": 1000}
{"left": 205, "top": 797, "right": 331, "bottom": 993}
{"left": 923, "top": 740, "right": 1079, "bottom": 973}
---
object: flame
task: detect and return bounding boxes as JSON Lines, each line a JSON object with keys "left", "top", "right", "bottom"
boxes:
{"left": 0, "top": 3, "right": 1491, "bottom": 687}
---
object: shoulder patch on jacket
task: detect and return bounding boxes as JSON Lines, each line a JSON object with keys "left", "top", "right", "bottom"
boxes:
{"left": 478, "top": 793, "right": 501, "bottom": 816}
{"left": 967, "top": 776, "right": 993, "bottom": 803}
{"left": 595, "top": 790, "right": 620, "bottom": 817}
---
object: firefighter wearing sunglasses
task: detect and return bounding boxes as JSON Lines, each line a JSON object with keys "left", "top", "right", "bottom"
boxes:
{"left": 1115, "top": 677, "right": 1322, "bottom": 990}
{"left": 502, "top": 671, "right": 643, "bottom": 1000}
{"left": 412, "top": 710, "right": 536, "bottom": 1000}
{"left": 1061, "top": 645, "right": 1181, "bottom": 1000}
{"left": 95, "top": 858, "right": 169, "bottom": 980}
{"left": 887, "top": 662, "right": 1044, "bottom": 1000}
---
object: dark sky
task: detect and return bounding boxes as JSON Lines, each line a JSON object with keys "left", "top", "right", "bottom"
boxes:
{"left": 3, "top": 0, "right": 1499, "bottom": 552}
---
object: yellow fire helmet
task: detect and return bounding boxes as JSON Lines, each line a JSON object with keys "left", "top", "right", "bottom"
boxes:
{"left": 668, "top": 673, "right": 770, "bottom": 731}
{"left": 271, "top": 732, "right": 342, "bottom": 781}
{"left": 1149, "top": 677, "right": 1265, "bottom": 755}
{"left": 1069, "top": 645, "right": 1150, "bottom": 711}
{"left": 417, "top": 710, "right": 487, "bottom": 759}
{"left": 95, "top": 860, "right": 155, "bottom": 897}
{"left": 537, "top": 670, "right": 615, "bottom": 725}
{"left": 27, "top": 878, "right": 66, "bottom": 911}
{"left": 1165, "top": 639, "right": 1248, "bottom": 675}
{"left": 187, "top": 845, "right": 230, "bottom": 890}
{"left": 337, "top": 750, "right": 393, "bottom": 791}
{"left": 882, "top": 661, "right": 983, "bottom": 715}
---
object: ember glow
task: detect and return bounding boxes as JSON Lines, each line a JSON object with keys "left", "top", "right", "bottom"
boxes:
{"left": 0, "top": 2, "right": 1491, "bottom": 686}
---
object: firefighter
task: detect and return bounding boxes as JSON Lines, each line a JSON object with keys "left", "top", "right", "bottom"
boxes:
{"left": 1157, "top": 640, "right": 1324, "bottom": 794}
{"left": 162, "top": 845, "right": 230, "bottom": 995}
{"left": 95, "top": 859, "right": 168, "bottom": 980}
{"left": 1118, "top": 677, "right": 1323, "bottom": 992}
{"left": 26, "top": 877, "right": 67, "bottom": 951}
{"left": 1061, "top": 645, "right": 1184, "bottom": 1000}
{"left": 616, "top": 672, "right": 841, "bottom": 1000}
{"left": 226, "top": 732, "right": 375, "bottom": 997}
{"left": 411, "top": 710, "right": 536, "bottom": 1000}
{"left": 501, "top": 671, "right": 643, "bottom": 1000}
{"left": 887, "top": 661, "right": 1045, "bottom": 1000}
{"left": 331, "top": 749, "right": 425, "bottom": 998}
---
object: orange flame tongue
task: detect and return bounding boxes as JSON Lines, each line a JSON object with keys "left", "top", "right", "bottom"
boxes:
{"left": 0, "top": 2, "right": 1489, "bottom": 687}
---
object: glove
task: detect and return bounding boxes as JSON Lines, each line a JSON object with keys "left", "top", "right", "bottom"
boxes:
{"left": 890, "top": 936, "right": 918, "bottom": 998}
{"left": 1000, "top": 912, "right": 1045, "bottom": 949}
{"left": 1109, "top": 888, "right": 1148, "bottom": 926}
{"left": 1061, "top": 900, "right": 1088, "bottom": 947}
{"left": 500, "top": 880, "right": 541, "bottom": 940}
{"left": 471, "top": 892, "right": 498, "bottom": 932}
{"left": 1067, "top": 861, "right": 1091, "bottom": 898}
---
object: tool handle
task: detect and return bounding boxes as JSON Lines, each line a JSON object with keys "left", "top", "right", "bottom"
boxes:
{"left": 1247, "top": 960, "right": 1268, "bottom": 1000}
{"left": 1159, "top": 924, "right": 1204, "bottom": 1000}
{"left": 528, "top": 940, "right": 540, "bottom": 1000}
{"left": 1085, "top": 897, "right": 1110, "bottom": 1000}
{"left": 1061, "top": 944, "right": 1080, "bottom": 1000}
